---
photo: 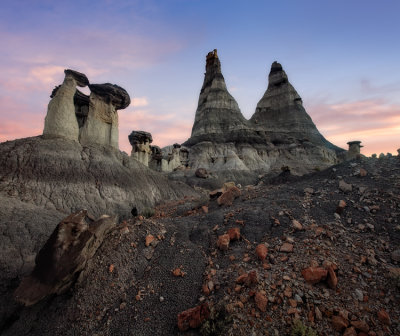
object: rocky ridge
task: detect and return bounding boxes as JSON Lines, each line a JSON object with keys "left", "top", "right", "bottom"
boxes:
{"left": 2, "top": 155, "right": 399, "bottom": 335}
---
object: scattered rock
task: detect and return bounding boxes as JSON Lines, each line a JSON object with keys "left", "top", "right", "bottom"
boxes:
{"left": 172, "top": 268, "right": 185, "bottom": 277}
{"left": 377, "top": 309, "right": 391, "bottom": 325}
{"left": 326, "top": 266, "right": 338, "bottom": 289}
{"left": 217, "top": 234, "right": 230, "bottom": 251}
{"left": 301, "top": 267, "right": 328, "bottom": 284}
{"left": 350, "top": 320, "right": 369, "bottom": 333}
{"left": 256, "top": 244, "right": 268, "bottom": 261}
{"left": 359, "top": 168, "right": 367, "bottom": 177}
{"left": 391, "top": 249, "right": 400, "bottom": 262}
{"left": 227, "top": 227, "right": 241, "bottom": 241}
{"left": 331, "top": 315, "right": 349, "bottom": 332}
{"left": 343, "top": 326, "right": 357, "bottom": 336}
{"left": 280, "top": 243, "right": 294, "bottom": 253}
{"left": 339, "top": 180, "right": 353, "bottom": 192}
{"left": 292, "top": 219, "right": 303, "bottom": 231}
{"left": 217, "top": 186, "right": 241, "bottom": 206}
{"left": 145, "top": 234, "right": 156, "bottom": 247}
{"left": 177, "top": 303, "right": 210, "bottom": 331}
{"left": 254, "top": 292, "right": 268, "bottom": 312}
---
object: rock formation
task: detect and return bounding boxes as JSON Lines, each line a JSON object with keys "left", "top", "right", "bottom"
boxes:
{"left": 79, "top": 83, "right": 130, "bottom": 149}
{"left": 180, "top": 50, "right": 343, "bottom": 174}
{"left": 43, "top": 70, "right": 89, "bottom": 141}
{"left": 347, "top": 141, "right": 363, "bottom": 159}
{"left": 14, "top": 210, "right": 116, "bottom": 306}
{"left": 129, "top": 131, "right": 153, "bottom": 166}
{"left": 250, "top": 61, "right": 341, "bottom": 151}
{"left": 43, "top": 70, "right": 130, "bottom": 149}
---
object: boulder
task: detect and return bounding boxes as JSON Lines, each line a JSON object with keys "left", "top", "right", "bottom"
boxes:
{"left": 14, "top": 210, "right": 116, "bottom": 306}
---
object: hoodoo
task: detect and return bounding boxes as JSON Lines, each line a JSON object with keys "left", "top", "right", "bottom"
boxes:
{"left": 250, "top": 61, "right": 341, "bottom": 151}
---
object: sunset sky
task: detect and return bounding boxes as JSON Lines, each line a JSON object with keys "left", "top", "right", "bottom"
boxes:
{"left": 1, "top": 0, "right": 399, "bottom": 156}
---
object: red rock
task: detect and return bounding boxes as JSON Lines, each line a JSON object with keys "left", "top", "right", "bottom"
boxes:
{"left": 217, "top": 234, "right": 230, "bottom": 251}
{"left": 227, "top": 227, "right": 241, "bottom": 241}
{"left": 301, "top": 267, "right": 328, "bottom": 284}
{"left": 177, "top": 303, "right": 210, "bottom": 331}
{"left": 343, "top": 327, "right": 357, "bottom": 336}
{"left": 108, "top": 264, "right": 114, "bottom": 273}
{"left": 255, "top": 292, "right": 268, "bottom": 312}
{"left": 377, "top": 309, "right": 390, "bottom": 325}
{"left": 332, "top": 315, "right": 349, "bottom": 332}
{"left": 145, "top": 234, "right": 155, "bottom": 247}
{"left": 351, "top": 320, "right": 369, "bottom": 333}
{"left": 209, "top": 189, "right": 223, "bottom": 199}
{"left": 236, "top": 270, "right": 258, "bottom": 286}
{"left": 359, "top": 168, "right": 367, "bottom": 177}
{"left": 256, "top": 244, "right": 268, "bottom": 260}
{"left": 280, "top": 243, "right": 293, "bottom": 253}
{"left": 201, "top": 205, "right": 208, "bottom": 214}
{"left": 217, "top": 186, "right": 241, "bottom": 206}
{"left": 172, "top": 268, "right": 185, "bottom": 277}
{"left": 202, "top": 284, "right": 210, "bottom": 296}
{"left": 248, "top": 270, "right": 258, "bottom": 285}
{"left": 336, "top": 200, "right": 347, "bottom": 214}
{"left": 326, "top": 265, "right": 338, "bottom": 289}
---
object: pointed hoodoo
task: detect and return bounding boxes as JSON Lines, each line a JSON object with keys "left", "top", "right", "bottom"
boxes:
{"left": 184, "top": 49, "right": 255, "bottom": 146}
{"left": 251, "top": 62, "right": 341, "bottom": 151}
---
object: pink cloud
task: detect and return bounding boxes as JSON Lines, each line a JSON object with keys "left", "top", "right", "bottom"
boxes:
{"left": 307, "top": 99, "right": 400, "bottom": 155}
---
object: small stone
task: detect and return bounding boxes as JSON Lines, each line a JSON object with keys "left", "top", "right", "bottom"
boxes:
{"left": 315, "top": 307, "right": 322, "bottom": 320}
{"left": 280, "top": 243, "right": 293, "bottom": 253}
{"left": 391, "top": 249, "right": 400, "bottom": 262}
{"left": 145, "top": 234, "right": 155, "bottom": 247}
{"left": 326, "top": 266, "right": 338, "bottom": 289}
{"left": 109, "top": 264, "right": 114, "bottom": 273}
{"left": 217, "top": 234, "right": 230, "bottom": 251}
{"left": 177, "top": 303, "right": 210, "bottom": 331}
{"left": 256, "top": 244, "right": 268, "bottom": 261}
{"left": 351, "top": 320, "right": 369, "bottom": 333}
{"left": 227, "top": 227, "right": 240, "bottom": 241}
{"left": 195, "top": 168, "right": 208, "bottom": 178}
{"left": 336, "top": 200, "right": 346, "bottom": 214}
{"left": 201, "top": 205, "right": 208, "bottom": 213}
{"left": 359, "top": 168, "right": 367, "bottom": 177}
{"left": 172, "top": 268, "right": 185, "bottom": 277}
{"left": 301, "top": 267, "right": 328, "bottom": 284}
{"left": 304, "top": 188, "right": 314, "bottom": 194}
{"left": 332, "top": 315, "right": 349, "bottom": 332}
{"left": 343, "top": 327, "right": 357, "bottom": 336}
{"left": 354, "top": 288, "right": 363, "bottom": 301}
{"left": 377, "top": 309, "right": 390, "bottom": 325}
{"left": 292, "top": 219, "right": 303, "bottom": 231}
{"left": 339, "top": 180, "right": 353, "bottom": 192}
{"left": 119, "top": 302, "right": 126, "bottom": 310}
{"left": 255, "top": 292, "right": 268, "bottom": 312}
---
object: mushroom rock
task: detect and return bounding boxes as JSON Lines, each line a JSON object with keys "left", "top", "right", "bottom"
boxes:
{"left": 183, "top": 49, "right": 260, "bottom": 146}
{"left": 43, "top": 69, "right": 89, "bottom": 141}
{"left": 79, "top": 83, "right": 130, "bottom": 149}
{"left": 250, "top": 62, "right": 342, "bottom": 152}
{"left": 129, "top": 131, "right": 153, "bottom": 166}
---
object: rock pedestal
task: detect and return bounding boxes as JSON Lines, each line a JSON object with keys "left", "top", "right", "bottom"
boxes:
{"left": 43, "top": 69, "right": 89, "bottom": 141}
{"left": 129, "top": 131, "right": 153, "bottom": 166}
{"left": 347, "top": 141, "right": 363, "bottom": 159}
{"left": 79, "top": 83, "right": 130, "bottom": 149}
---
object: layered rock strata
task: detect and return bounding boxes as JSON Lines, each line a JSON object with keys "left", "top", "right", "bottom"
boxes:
{"left": 180, "top": 50, "right": 344, "bottom": 174}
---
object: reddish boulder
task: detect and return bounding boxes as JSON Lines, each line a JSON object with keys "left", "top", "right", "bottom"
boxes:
{"left": 217, "top": 186, "right": 241, "bottom": 206}
{"left": 377, "top": 309, "right": 391, "bottom": 325}
{"left": 280, "top": 243, "right": 293, "bottom": 252}
{"left": 326, "top": 265, "right": 338, "bottom": 289}
{"left": 343, "top": 327, "right": 357, "bottom": 336}
{"left": 177, "top": 303, "right": 210, "bottom": 331}
{"left": 256, "top": 244, "right": 268, "bottom": 261}
{"left": 227, "top": 227, "right": 241, "bottom": 241}
{"left": 301, "top": 267, "right": 328, "bottom": 284}
{"left": 217, "top": 234, "right": 230, "bottom": 251}
{"left": 255, "top": 292, "right": 268, "bottom": 312}
{"left": 332, "top": 315, "right": 349, "bottom": 332}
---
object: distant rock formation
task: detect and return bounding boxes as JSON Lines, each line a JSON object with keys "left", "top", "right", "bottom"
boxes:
{"left": 43, "top": 70, "right": 89, "bottom": 141}
{"left": 129, "top": 131, "right": 153, "bottom": 166}
{"left": 43, "top": 70, "right": 130, "bottom": 149}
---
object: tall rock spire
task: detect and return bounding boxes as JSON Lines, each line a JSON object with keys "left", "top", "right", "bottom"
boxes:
{"left": 251, "top": 62, "right": 341, "bottom": 151}
{"left": 184, "top": 50, "right": 255, "bottom": 146}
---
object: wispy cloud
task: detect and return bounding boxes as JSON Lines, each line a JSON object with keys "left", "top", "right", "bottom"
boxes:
{"left": 307, "top": 99, "right": 400, "bottom": 155}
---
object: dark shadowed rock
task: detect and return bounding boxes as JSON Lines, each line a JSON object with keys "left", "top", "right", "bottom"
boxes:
{"left": 64, "top": 69, "right": 89, "bottom": 87}
{"left": 128, "top": 131, "right": 153, "bottom": 146}
{"left": 88, "top": 83, "right": 131, "bottom": 110}
{"left": 14, "top": 210, "right": 116, "bottom": 306}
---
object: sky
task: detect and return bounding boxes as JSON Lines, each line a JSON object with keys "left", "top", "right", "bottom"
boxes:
{"left": 0, "top": 0, "right": 399, "bottom": 156}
